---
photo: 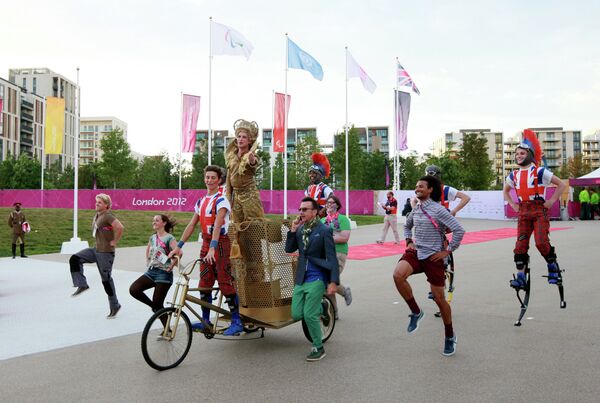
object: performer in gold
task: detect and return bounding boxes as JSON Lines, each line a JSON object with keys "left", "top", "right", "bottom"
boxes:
{"left": 225, "top": 119, "right": 265, "bottom": 222}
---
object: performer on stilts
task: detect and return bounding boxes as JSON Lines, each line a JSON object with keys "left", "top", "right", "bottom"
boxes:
{"left": 503, "top": 129, "right": 567, "bottom": 290}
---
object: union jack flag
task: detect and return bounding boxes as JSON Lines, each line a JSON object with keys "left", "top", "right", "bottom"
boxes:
{"left": 397, "top": 62, "right": 420, "bottom": 95}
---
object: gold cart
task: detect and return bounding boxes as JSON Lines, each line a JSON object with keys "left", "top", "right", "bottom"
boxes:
{"left": 140, "top": 218, "right": 336, "bottom": 371}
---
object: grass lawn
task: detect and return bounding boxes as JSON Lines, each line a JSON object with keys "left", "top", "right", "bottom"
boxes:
{"left": 0, "top": 207, "right": 382, "bottom": 257}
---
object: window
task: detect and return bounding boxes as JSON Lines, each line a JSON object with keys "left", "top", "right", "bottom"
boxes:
{"left": 33, "top": 77, "right": 37, "bottom": 94}
{"left": 22, "top": 77, "right": 27, "bottom": 89}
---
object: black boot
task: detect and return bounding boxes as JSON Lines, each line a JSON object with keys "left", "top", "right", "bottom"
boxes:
{"left": 20, "top": 243, "right": 27, "bottom": 258}
{"left": 12, "top": 244, "right": 17, "bottom": 259}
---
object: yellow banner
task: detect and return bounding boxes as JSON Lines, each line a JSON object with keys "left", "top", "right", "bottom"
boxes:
{"left": 44, "top": 97, "right": 65, "bottom": 155}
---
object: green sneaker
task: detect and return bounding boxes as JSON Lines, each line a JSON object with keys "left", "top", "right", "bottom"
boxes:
{"left": 306, "top": 346, "right": 326, "bottom": 362}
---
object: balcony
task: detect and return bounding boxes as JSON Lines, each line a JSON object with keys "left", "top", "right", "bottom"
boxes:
{"left": 20, "top": 136, "right": 33, "bottom": 146}
{"left": 21, "top": 100, "right": 34, "bottom": 109}
{"left": 20, "top": 125, "right": 33, "bottom": 135}
{"left": 21, "top": 112, "right": 34, "bottom": 122}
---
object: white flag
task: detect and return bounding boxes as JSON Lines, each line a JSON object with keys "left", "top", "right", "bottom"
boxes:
{"left": 347, "top": 50, "right": 376, "bottom": 93}
{"left": 211, "top": 20, "right": 254, "bottom": 60}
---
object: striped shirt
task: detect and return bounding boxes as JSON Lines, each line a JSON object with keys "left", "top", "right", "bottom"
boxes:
{"left": 404, "top": 198, "right": 465, "bottom": 260}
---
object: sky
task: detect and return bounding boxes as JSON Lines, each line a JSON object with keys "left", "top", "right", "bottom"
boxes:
{"left": 2, "top": 0, "right": 600, "bottom": 158}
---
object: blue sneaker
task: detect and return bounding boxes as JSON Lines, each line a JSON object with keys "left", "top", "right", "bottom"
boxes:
{"left": 407, "top": 310, "right": 424, "bottom": 333}
{"left": 427, "top": 291, "right": 435, "bottom": 300}
{"left": 442, "top": 334, "right": 457, "bottom": 356}
{"left": 223, "top": 319, "right": 243, "bottom": 336}
{"left": 510, "top": 272, "right": 527, "bottom": 289}
{"left": 191, "top": 321, "right": 213, "bottom": 332}
{"left": 547, "top": 263, "right": 560, "bottom": 284}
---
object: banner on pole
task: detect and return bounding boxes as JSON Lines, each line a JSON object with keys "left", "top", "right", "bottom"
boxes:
{"left": 44, "top": 97, "right": 65, "bottom": 155}
{"left": 181, "top": 94, "right": 201, "bottom": 153}
{"left": 273, "top": 93, "right": 291, "bottom": 153}
{"left": 211, "top": 20, "right": 254, "bottom": 60}
{"left": 395, "top": 90, "right": 411, "bottom": 152}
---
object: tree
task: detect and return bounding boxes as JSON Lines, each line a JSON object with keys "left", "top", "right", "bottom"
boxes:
{"left": 97, "top": 129, "right": 138, "bottom": 189}
{"left": 363, "top": 151, "right": 389, "bottom": 190}
{"left": 0, "top": 153, "right": 16, "bottom": 189}
{"left": 256, "top": 149, "right": 271, "bottom": 189}
{"left": 293, "top": 135, "right": 322, "bottom": 190}
{"left": 79, "top": 162, "right": 101, "bottom": 189}
{"left": 56, "top": 164, "right": 74, "bottom": 189}
{"left": 270, "top": 152, "right": 298, "bottom": 190}
{"left": 330, "top": 126, "right": 366, "bottom": 190}
{"left": 561, "top": 153, "right": 591, "bottom": 179}
{"left": 458, "top": 132, "right": 495, "bottom": 190}
{"left": 136, "top": 153, "right": 176, "bottom": 189}
{"left": 426, "top": 152, "right": 464, "bottom": 189}
{"left": 399, "top": 152, "right": 426, "bottom": 190}
{"left": 12, "top": 154, "right": 41, "bottom": 189}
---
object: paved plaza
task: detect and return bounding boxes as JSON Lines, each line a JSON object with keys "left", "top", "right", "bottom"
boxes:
{"left": 1, "top": 218, "right": 598, "bottom": 402}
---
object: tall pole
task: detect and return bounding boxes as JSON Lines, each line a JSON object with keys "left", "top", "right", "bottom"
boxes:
{"left": 208, "top": 16, "right": 213, "bottom": 165}
{"left": 344, "top": 47, "right": 350, "bottom": 218}
{"left": 283, "top": 34, "right": 289, "bottom": 219}
{"left": 270, "top": 90, "right": 275, "bottom": 191}
{"left": 73, "top": 67, "right": 80, "bottom": 240}
{"left": 41, "top": 96, "right": 46, "bottom": 190}
{"left": 394, "top": 57, "right": 400, "bottom": 191}
{"left": 178, "top": 92, "right": 183, "bottom": 190}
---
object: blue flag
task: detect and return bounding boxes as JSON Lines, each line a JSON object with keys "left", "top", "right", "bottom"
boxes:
{"left": 287, "top": 38, "right": 324, "bottom": 81}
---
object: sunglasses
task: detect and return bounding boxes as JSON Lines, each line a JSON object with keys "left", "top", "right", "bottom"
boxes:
{"left": 426, "top": 171, "right": 439, "bottom": 176}
{"left": 298, "top": 207, "right": 315, "bottom": 212}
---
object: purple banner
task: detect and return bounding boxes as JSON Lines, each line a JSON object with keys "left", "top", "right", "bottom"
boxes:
{"left": 395, "top": 90, "right": 410, "bottom": 152}
{"left": 0, "top": 189, "right": 375, "bottom": 215}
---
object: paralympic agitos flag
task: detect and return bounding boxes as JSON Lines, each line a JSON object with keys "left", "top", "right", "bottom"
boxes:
{"left": 273, "top": 93, "right": 290, "bottom": 153}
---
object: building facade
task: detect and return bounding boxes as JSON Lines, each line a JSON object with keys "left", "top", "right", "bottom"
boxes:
{"left": 354, "top": 126, "right": 390, "bottom": 157}
{"left": 0, "top": 77, "right": 45, "bottom": 163}
{"left": 194, "top": 129, "right": 231, "bottom": 156}
{"left": 9, "top": 68, "right": 78, "bottom": 169}
{"left": 582, "top": 133, "right": 599, "bottom": 171}
{"left": 79, "top": 117, "right": 128, "bottom": 165}
{"left": 261, "top": 127, "right": 317, "bottom": 162}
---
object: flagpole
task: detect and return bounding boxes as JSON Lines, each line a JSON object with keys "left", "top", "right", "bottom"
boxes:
{"left": 283, "top": 34, "right": 289, "bottom": 219}
{"left": 270, "top": 89, "right": 275, "bottom": 192}
{"left": 60, "top": 67, "right": 88, "bottom": 254}
{"left": 73, "top": 67, "right": 80, "bottom": 240}
{"left": 178, "top": 92, "right": 183, "bottom": 190}
{"left": 208, "top": 16, "right": 213, "bottom": 166}
{"left": 41, "top": 96, "right": 46, "bottom": 191}
{"left": 344, "top": 47, "right": 350, "bottom": 218}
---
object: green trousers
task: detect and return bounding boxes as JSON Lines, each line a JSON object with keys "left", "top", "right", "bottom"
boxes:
{"left": 291, "top": 280, "right": 325, "bottom": 348}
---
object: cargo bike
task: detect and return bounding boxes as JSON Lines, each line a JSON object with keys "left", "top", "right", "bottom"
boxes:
{"left": 140, "top": 218, "right": 336, "bottom": 370}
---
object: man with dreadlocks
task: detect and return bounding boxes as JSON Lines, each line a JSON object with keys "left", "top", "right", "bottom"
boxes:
{"left": 503, "top": 129, "right": 567, "bottom": 289}
{"left": 305, "top": 153, "right": 333, "bottom": 218}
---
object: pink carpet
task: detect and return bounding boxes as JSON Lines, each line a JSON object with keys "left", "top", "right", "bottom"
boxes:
{"left": 347, "top": 227, "right": 572, "bottom": 261}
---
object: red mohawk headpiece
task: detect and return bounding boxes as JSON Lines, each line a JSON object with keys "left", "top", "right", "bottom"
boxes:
{"left": 310, "top": 152, "right": 330, "bottom": 179}
{"left": 517, "top": 129, "right": 543, "bottom": 165}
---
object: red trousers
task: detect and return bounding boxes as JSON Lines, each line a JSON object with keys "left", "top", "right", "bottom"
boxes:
{"left": 199, "top": 234, "right": 236, "bottom": 295}
{"left": 513, "top": 201, "right": 552, "bottom": 257}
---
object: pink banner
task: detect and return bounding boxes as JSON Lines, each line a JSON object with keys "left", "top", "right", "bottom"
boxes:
{"left": 273, "top": 93, "right": 290, "bottom": 153}
{"left": 0, "top": 189, "right": 374, "bottom": 215}
{"left": 181, "top": 94, "right": 201, "bottom": 153}
{"left": 0, "top": 97, "right": 3, "bottom": 125}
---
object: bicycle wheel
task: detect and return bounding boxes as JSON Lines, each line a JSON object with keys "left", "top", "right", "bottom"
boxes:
{"left": 302, "top": 295, "right": 336, "bottom": 344}
{"left": 141, "top": 307, "right": 192, "bottom": 371}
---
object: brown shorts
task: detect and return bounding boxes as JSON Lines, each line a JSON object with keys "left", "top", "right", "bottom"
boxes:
{"left": 400, "top": 248, "right": 446, "bottom": 287}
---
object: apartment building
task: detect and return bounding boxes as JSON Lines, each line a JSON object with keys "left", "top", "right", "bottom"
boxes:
{"left": 582, "top": 133, "right": 599, "bottom": 171}
{"left": 79, "top": 117, "right": 128, "bottom": 165}
{"left": 9, "top": 68, "right": 78, "bottom": 169}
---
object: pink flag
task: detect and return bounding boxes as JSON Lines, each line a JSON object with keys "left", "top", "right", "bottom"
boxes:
{"left": 0, "top": 97, "right": 3, "bottom": 124}
{"left": 181, "top": 94, "right": 201, "bottom": 153}
{"left": 273, "top": 93, "right": 291, "bottom": 153}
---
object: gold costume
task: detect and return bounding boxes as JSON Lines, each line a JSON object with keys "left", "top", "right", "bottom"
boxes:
{"left": 226, "top": 119, "right": 265, "bottom": 281}
{"left": 225, "top": 119, "right": 265, "bottom": 222}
